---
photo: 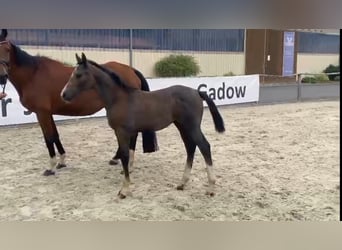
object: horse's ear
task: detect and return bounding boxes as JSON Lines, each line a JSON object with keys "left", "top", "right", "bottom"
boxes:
{"left": 75, "top": 53, "right": 82, "bottom": 64}
{"left": 81, "top": 53, "right": 87, "bottom": 63}
{"left": 1, "top": 29, "right": 8, "bottom": 38}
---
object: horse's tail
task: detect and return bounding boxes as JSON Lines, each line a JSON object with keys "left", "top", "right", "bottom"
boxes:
{"left": 198, "top": 91, "right": 225, "bottom": 133}
{"left": 134, "top": 69, "right": 150, "bottom": 91}
{"left": 133, "top": 68, "right": 159, "bottom": 153}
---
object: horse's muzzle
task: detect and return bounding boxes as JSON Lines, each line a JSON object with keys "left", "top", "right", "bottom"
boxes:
{"left": 61, "top": 91, "right": 73, "bottom": 103}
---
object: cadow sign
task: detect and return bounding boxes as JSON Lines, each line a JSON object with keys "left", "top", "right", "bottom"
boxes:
{"left": 0, "top": 74, "right": 259, "bottom": 126}
{"left": 148, "top": 74, "right": 259, "bottom": 106}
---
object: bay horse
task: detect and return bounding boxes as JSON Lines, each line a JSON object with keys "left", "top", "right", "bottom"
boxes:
{"left": 61, "top": 53, "right": 225, "bottom": 198}
{"left": 0, "top": 29, "right": 158, "bottom": 176}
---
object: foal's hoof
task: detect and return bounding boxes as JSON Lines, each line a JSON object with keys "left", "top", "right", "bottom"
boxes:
{"left": 43, "top": 169, "right": 55, "bottom": 176}
{"left": 120, "top": 170, "right": 133, "bottom": 175}
{"left": 56, "top": 163, "right": 67, "bottom": 169}
{"left": 109, "top": 158, "right": 120, "bottom": 165}
{"left": 117, "top": 189, "right": 132, "bottom": 199}
{"left": 205, "top": 190, "right": 215, "bottom": 197}
{"left": 118, "top": 191, "right": 127, "bottom": 199}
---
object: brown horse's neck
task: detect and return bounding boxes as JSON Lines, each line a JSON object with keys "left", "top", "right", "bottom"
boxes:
{"left": 8, "top": 44, "right": 38, "bottom": 97}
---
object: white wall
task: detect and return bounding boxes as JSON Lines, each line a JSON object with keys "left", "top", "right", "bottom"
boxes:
{"left": 297, "top": 53, "right": 339, "bottom": 74}
{"left": 22, "top": 46, "right": 245, "bottom": 77}
{"left": 21, "top": 46, "right": 341, "bottom": 77}
{"left": 132, "top": 50, "right": 245, "bottom": 77}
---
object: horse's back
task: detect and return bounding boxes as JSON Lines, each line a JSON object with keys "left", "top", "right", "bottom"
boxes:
{"left": 168, "top": 85, "right": 202, "bottom": 105}
{"left": 148, "top": 85, "right": 203, "bottom": 123}
{"left": 150, "top": 85, "right": 198, "bottom": 97}
{"left": 103, "top": 61, "right": 141, "bottom": 88}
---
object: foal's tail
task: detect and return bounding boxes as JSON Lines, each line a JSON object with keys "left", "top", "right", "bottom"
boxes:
{"left": 134, "top": 69, "right": 159, "bottom": 153}
{"left": 198, "top": 91, "right": 225, "bottom": 133}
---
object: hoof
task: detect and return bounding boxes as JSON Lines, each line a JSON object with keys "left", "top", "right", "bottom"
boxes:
{"left": 43, "top": 169, "right": 55, "bottom": 176}
{"left": 109, "top": 158, "right": 120, "bottom": 165}
{"left": 120, "top": 170, "right": 133, "bottom": 175}
{"left": 205, "top": 190, "right": 215, "bottom": 197}
{"left": 56, "top": 163, "right": 67, "bottom": 169}
{"left": 118, "top": 192, "right": 126, "bottom": 199}
{"left": 117, "top": 188, "right": 132, "bottom": 199}
{"left": 176, "top": 184, "right": 185, "bottom": 190}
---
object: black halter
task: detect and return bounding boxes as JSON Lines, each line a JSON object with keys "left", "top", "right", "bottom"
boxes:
{"left": 0, "top": 59, "right": 9, "bottom": 68}
{"left": 0, "top": 40, "right": 10, "bottom": 93}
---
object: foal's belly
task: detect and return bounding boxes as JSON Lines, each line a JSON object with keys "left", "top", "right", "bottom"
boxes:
{"left": 114, "top": 95, "right": 173, "bottom": 132}
{"left": 139, "top": 116, "right": 174, "bottom": 132}
{"left": 120, "top": 110, "right": 172, "bottom": 132}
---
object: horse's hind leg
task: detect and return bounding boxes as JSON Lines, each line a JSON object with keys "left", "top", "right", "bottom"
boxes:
{"left": 191, "top": 128, "right": 216, "bottom": 196}
{"left": 174, "top": 122, "right": 196, "bottom": 191}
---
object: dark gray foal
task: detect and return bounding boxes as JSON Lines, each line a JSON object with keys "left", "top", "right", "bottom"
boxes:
{"left": 61, "top": 53, "right": 225, "bottom": 198}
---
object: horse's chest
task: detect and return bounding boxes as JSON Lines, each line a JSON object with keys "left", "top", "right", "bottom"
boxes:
{"left": 20, "top": 93, "right": 37, "bottom": 111}
{"left": 20, "top": 90, "right": 49, "bottom": 112}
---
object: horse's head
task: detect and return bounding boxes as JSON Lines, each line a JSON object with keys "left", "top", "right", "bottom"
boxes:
{"left": 61, "top": 53, "right": 96, "bottom": 102}
{"left": 0, "top": 29, "right": 10, "bottom": 88}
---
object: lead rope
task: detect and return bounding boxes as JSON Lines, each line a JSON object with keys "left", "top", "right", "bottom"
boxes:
{"left": 0, "top": 60, "right": 9, "bottom": 94}
{"left": 1, "top": 81, "right": 6, "bottom": 94}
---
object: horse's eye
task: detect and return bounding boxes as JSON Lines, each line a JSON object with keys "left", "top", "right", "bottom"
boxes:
{"left": 75, "top": 73, "right": 81, "bottom": 79}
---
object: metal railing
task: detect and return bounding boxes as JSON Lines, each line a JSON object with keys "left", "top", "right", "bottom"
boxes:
{"left": 258, "top": 72, "right": 340, "bottom": 104}
{"left": 296, "top": 72, "right": 340, "bottom": 101}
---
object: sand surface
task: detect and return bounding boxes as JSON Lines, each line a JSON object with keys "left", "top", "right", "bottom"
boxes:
{"left": 0, "top": 101, "right": 339, "bottom": 221}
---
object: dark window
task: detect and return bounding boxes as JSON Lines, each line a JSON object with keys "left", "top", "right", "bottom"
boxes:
{"left": 8, "top": 29, "right": 245, "bottom": 52}
{"left": 298, "top": 32, "right": 340, "bottom": 54}
{"left": 132, "top": 29, "right": 244, "bottom": 51}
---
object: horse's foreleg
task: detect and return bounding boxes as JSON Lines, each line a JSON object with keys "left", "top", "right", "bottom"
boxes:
{"left": 37, "top": 113, "right": 66, "bottom": 176}
{"left": 43, "top": 135, "right": 57, "bottom": 176}
{"left": 115, "top": 130, "right": 132, "bottom": 199}
{"left": 36, "top": 113, "right": 57, "bottom": 176}
{"left": 118, "top": 149, "right": 131, "bottom": 199}
{"left": 109, "top": 148, "right": 121, "bottom": 165}
{"left": 51, "top": 119, "right": 67, "bottom": 169}
{"left": 109, "top": 133, "right": 137, "bottom": 169}
{"left": 128, "top": 133, "right": 138, "bottom": 170}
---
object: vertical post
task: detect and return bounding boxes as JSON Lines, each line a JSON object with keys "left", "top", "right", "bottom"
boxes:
{"left": 243, "top": 29, "right": 247, "bottom": 74}
{"left": 262, "top": 29, "right": 267, "bottom": 84}
{"left": 129, "top": 29, "right": 133, "bottom": 67}
{"left": 297, "top": 73, "right": 302, "bottom": 101}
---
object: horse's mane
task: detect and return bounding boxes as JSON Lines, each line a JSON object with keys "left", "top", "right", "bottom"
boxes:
{"left": 86, "top": 60, "right": 135, "bottom": 91}
{"left": 11, "top": 43, "right": 40, "bottom": 68}
{"left": 11, "top": 43, "right": 69, "bottom": 68}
